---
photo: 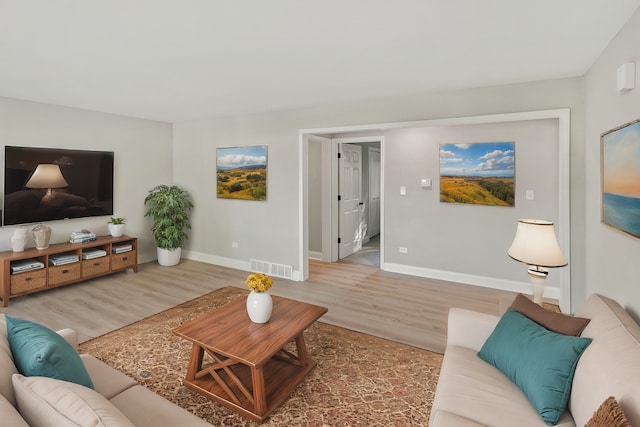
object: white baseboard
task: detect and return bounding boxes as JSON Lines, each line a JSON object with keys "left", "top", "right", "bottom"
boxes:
{"left": 382, "top": 262, "right": 561, "bottom": 300}
{"left": 183, "top": 251, "right": 304, "bottom": 282}
{"left": 182, "top": 252, "right": 557, "bottom": 298}
{"left": 308, "top": 251, "right": 323, "bottom": 260}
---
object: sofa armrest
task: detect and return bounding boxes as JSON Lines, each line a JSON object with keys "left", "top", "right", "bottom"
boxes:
{"left": 56, "top": 328, "right": 78, "bottom": 350}
{"left": 447, "top": 308, "right": 500, "bottom": 352}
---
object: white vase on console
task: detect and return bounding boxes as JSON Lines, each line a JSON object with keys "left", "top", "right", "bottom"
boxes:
{"left": 11, "top": 227, "right": 27, "bottom": 252}
{"left": 32, "top": 224, "right": 51, "bottom": 250}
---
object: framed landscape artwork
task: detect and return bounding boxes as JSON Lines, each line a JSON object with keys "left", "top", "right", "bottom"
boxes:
{"left": 439, "top": 142, "right": 515, "bottom": 206}
{"left": 216, "top": 145, "right": 267, "bottom": 201}
{"left": 601, "top": 119, "right": 640, "bottom": 238}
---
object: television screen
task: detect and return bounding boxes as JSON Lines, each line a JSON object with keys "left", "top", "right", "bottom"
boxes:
{"left": 3, "top": 146, "right": 114, "bottom": 226}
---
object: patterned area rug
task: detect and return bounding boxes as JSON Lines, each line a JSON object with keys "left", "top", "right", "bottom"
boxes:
{"left": 79, "top": 287, "right": 443, "bottom": 426}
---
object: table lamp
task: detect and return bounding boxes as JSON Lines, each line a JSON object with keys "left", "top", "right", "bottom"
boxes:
{"left": 25, "top": 164, "right": 68, "bottom": 204}
{"left": 507, "top": 219, "right": 567, "bottom": 305}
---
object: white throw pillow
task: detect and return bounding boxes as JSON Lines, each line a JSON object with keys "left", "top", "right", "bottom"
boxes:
{"left": 12, "top": 374, "right": 135, "bottom": 427}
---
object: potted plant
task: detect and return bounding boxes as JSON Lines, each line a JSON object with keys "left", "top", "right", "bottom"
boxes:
{"left": 107, "top": 217, "right": 126, "bottom": 237}
{"left": 143, "top": 185, "right": 194, "bottom": 266}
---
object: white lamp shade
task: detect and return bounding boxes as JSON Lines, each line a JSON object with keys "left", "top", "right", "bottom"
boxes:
{"left": 25, "top": 164, "right": 68, "bottom": 189}
{"left": 507, "top": 219, "right": 567, "bottom": 268}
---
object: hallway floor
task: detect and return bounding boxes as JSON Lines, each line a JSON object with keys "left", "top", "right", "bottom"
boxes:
{"left": 340, "top": 234, "right": 380, "bottom": 267}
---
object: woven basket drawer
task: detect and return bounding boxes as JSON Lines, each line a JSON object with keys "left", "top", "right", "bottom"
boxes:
{"left": 111, "top": 250, "right": 136, "bottom": 271}
{"left": 82, "top": 258, "right": 110, "bottom": 277}
{"left": 48, "top": 263, "right": 81, "bottom": 285}
{"left": 10, "top": 269, "right": 46, "bottom": 295}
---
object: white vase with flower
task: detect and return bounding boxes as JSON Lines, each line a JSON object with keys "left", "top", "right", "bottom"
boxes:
{"left": 245, "top": 273, "right": 273, "bottom": 323}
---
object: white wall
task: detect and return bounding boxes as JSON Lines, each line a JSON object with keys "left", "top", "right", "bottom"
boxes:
{"left": 584, "top": 7, "right": 640, "bottom": 319}
{"left": 173, "top": 77, "right": 585, "bottom": 305}
{"left": 0, "top": 97, "right": 173, "bottom": 262}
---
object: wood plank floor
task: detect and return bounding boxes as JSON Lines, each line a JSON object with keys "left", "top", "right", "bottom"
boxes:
{"left": 1, "top": 258, "right": 526, "bottom": 353}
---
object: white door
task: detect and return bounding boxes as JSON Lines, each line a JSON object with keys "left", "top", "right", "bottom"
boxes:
{"left": 368, "top": 147, "right": 381, "bottom": 237}
{"left": 338, "top": 144, "right": 363, "bottom": 259}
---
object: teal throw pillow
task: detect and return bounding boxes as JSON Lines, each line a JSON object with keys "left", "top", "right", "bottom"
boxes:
{"left": 477, "top": 310, "right": 591, "bottom": 426}
{"left": 5, "top": 315, "right": 94, "bottom": 389}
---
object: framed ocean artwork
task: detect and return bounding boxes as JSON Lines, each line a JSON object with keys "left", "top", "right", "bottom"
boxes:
{"left": 439, "top": 141, "right": 515, "bottom": 206}
{"left": 601, "top": 119, "right": 640, "bottom": 238}
{"left": 216, "top": 145, "right": 267, "bottom": 201}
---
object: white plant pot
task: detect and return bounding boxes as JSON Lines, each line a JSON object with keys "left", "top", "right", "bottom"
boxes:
{"left": 108, "top": 223, "right": 125, "bottom": 237}
{"left": 157, "top": 247, "right": 181, "bottom": 266}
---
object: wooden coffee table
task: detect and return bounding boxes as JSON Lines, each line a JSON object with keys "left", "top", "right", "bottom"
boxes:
{"left": 172, "top": 294, "right": 328, "bottom": 422}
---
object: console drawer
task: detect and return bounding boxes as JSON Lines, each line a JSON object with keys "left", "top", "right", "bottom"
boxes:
{"left": 10, "top": 269, "right": 46, "bottom": 295}
{"left": 111, "top": 250, "right": 136, "bottom": 271}
{"left": 82, "top": 257, "right": 110, "bottom": 277}
{"left": 48, "top": 263, "right": 81, "bottom": 286}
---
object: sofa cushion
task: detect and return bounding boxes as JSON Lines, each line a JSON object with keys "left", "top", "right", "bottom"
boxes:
{"left": 12, "top": 374, "right": 135, "bottom": 427}
{"left": 508, "top": 293, "right": 590, "bottom": 336}
{"left": 5, "top": 316, "right": 93, "bottom": 389}
{"left": 430, "top": 345, "right": 576, "bottom": 427}
{"left": 478, "top": 310, "right": 591, "bottom": 425}
{"left": 0, "top": 315, "right": 19, "bottom": 407}
{"left": 0, "top": 393, "right": 29, "bottom": 427}
{"left": 110, "top": 384, "right": 212, "bottom": 427}
{"left": 79, "top": 354, "right": 137, "bottom": 400}
{"left": 584, "top": 396, "right": 632, "bottom": 427}
{"left": 570, "top": 294, "right": 640, "bottom": 427}
{"left": 430, "top": 409, "right": 488, "bottom": 426}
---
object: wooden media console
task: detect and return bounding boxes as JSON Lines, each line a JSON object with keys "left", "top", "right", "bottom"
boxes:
{"left": 0, "top": 235, "right": 137, "bottom": 307}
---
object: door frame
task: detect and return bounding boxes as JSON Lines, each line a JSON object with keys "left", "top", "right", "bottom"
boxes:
{"left": 331, "top": 137, "right": 384, "bottom": 263}
{"left": 367, "top": 146, "right": 381, "bottom": 240}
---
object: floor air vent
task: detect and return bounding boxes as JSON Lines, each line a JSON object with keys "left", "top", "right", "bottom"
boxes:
{"left": 249, "top": 259, "right": 294, "bottom": 279}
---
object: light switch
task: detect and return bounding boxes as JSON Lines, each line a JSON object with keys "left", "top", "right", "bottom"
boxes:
{"left": 526, "top": 190, "right": 534, "bottom": 201}
{"left": 421, "top": 178, "right": 432, "bottom": 189}
{"left": 400, "top": 186, "right": 407, "bottom": 195}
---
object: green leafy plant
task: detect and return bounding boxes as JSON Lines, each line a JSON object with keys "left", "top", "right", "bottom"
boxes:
{"left": 143, "top": 185, "right": 194, "bottom": 250}
{"left": 108, "top": 217, "right": 126, "bottom": 225}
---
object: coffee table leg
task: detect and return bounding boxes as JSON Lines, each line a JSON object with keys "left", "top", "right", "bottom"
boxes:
{"left": 186, "top": 344, "right": 204, "bottom": 381}
{"left": 251, "top": 367, "right": 267, "bottom": 416}
{"left": 295, "top": 333, "right": 309, "bottom": 366}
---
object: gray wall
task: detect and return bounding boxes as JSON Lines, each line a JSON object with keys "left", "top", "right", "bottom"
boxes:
{"left": 308, "top": 140, "right": 323, "bottom": 254}
{"left": 0, "top": 97, "right": 173, "bottom": 261}
{"left": 173, "top": 77, "right": 585, "bottom": 304}
{"left": 584, "top": 7, "right": 640, "bottom": 318}
{"left": 383, "top": 120, "right": 560, "bottom": 284}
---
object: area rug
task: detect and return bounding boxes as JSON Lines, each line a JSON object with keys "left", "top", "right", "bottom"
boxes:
{"left": 79, "top": 287, "right": 443, "bottom": 426}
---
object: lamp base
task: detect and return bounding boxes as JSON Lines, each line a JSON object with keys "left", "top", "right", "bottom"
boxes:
{"left": 527, "top": 268, "right": 548, "bottom": 305}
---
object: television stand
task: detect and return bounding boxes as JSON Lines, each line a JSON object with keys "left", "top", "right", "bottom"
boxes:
{"left": 0, "top": 235, "right": 137, "bottom": 307}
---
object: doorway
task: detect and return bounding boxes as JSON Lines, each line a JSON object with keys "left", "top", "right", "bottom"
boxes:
{"left": 338, "top": 142, "right": 381, "bottom": 267}
{"left": 306, "top": 135, "right": 384, "bottom": 268}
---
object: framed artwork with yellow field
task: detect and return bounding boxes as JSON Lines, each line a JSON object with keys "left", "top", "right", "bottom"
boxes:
{"left": 216, "top": 145, "right": 267, "bottom": 201}
{"left": 439, "top": 142, "right": 515, "bottom": 206}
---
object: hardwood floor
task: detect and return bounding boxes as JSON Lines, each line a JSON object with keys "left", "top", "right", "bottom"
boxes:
{"left": 1, "top": 258, "right": 525, "bottom": 353}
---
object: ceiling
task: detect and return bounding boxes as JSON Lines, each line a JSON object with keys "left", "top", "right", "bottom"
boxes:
{"left": 1, "top": 1, "right": 639, "bottom": 123}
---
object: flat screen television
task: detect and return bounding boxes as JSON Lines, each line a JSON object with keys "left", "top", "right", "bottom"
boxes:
{"left": 3, "top": 146, "right": 114, "bottom": 226}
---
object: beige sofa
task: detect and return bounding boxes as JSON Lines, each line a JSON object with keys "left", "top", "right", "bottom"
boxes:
{"left": 429, "top": 293, "right": 640, "bottom": 426}
{"left": 0, "top": 314, "right": 211, "bottom": 426}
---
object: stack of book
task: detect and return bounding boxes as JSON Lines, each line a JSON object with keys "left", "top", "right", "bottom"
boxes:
{"left": 112, "top": 243, "right": 133, "bottom": 254}
{"left": 49, "top": 252, "right": 79, "bottom": 266}
{"left": 69, "top": 231, "right": 97, "bottom": 243}
{"left": 82, "top": 248, "right": 107, "bottom": 260}
{"left": 10, "top": 259, "right": 45, "bottom": 274}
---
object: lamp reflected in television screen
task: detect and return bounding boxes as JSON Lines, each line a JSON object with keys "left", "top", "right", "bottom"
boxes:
{"left": 3, "top": 146, "right": 114, "bottom": 226}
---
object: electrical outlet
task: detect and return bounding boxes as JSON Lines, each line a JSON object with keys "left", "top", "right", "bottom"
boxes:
{"left": 399, "top": 247, "right": 408, "bottom": 254}
{"left": 232, "top": 242, "right": 239, "bottom": 248}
